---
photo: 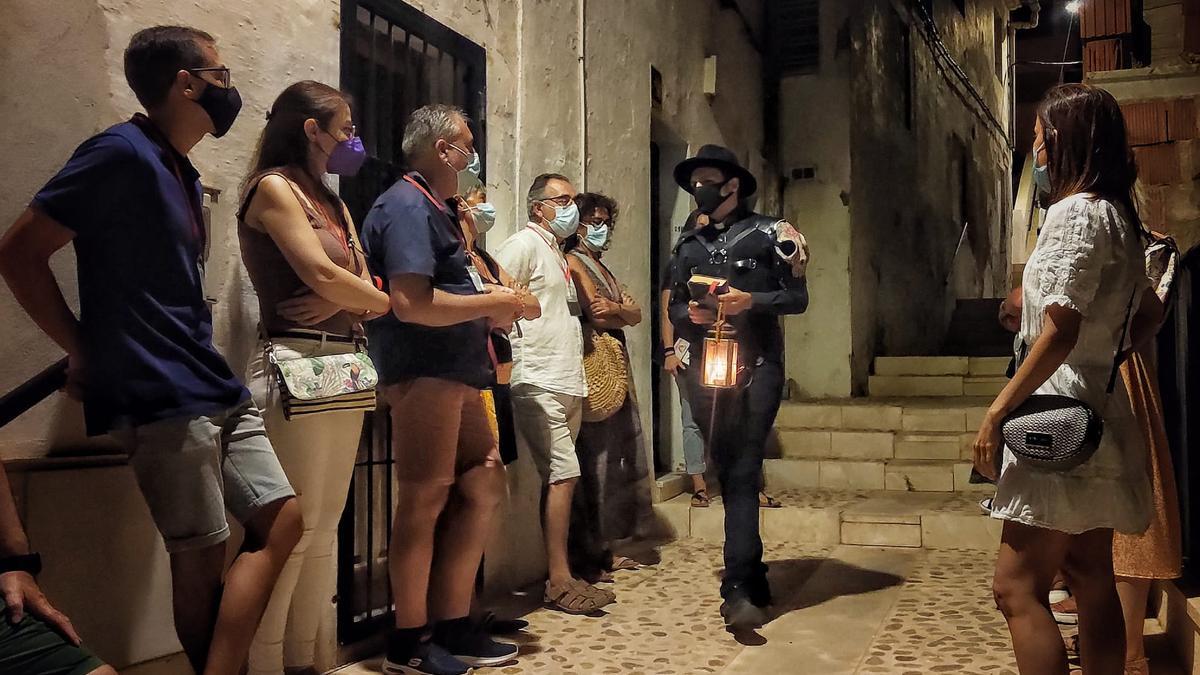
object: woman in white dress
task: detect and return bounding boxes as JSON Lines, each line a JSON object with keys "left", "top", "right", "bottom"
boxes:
{"left": 972, "top": 83, "right": 1165, "bottom": 675}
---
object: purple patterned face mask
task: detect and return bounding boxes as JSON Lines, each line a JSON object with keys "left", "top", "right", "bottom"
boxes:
{"left": 325, "top": 135, "right": 366, "bottom": 176}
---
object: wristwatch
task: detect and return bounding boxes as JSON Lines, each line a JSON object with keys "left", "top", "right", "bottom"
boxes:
{"left": 0, "top": 553, "right": 42, "bottom": 576}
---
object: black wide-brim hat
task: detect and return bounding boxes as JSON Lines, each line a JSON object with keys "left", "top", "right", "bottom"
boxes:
{"left": 673, "top": 144, "right": 758, "bottom": 198}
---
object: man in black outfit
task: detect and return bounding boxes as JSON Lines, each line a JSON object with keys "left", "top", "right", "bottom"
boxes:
{"left": 666, "top": 145, "right": 810, "bottom": 630}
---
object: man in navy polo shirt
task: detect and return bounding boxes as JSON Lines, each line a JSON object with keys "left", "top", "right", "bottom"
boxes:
{"left": 0, "top": 26, "right": 301, "bottom": 675}
{"left": 362, "top": 105, "right": 523, "bottom": 675}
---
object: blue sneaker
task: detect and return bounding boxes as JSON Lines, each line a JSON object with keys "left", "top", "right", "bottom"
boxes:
{"left": 382, "top": 641, "right": 472, "bottom": 675}
{"left": 435, "top": 617, "right": 519, "bottom": 668}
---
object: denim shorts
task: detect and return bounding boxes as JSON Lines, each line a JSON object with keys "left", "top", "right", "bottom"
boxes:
{"left": 116, "top": 401, "right": 296, "bottom": 553}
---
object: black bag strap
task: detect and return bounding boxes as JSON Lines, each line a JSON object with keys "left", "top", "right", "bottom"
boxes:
{"left": 1104, "top": 289, "right": 1139, "bottom": 395}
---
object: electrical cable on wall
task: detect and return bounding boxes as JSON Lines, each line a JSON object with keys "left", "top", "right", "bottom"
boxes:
{"left": 911, "top": 0, "right": 1012, "bottom": 149}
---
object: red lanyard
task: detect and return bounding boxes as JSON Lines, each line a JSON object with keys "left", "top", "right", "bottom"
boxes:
{"left": 402, "top": 174, "right": 465, "bottom": 246}
{"left": 131, "top": 115, "right": 206, "bottom": 253}
{"left": 526, "top": 225, "right": 571, "bottom": 285}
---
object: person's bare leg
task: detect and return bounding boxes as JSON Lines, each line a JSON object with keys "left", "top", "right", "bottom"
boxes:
{"left": 993, "top": 521, "right": 1073, "bottom": 675}
{"left": 390, "top": 481, "right": 453, "bottom": 628}
{"left": 169, "top": 542, "right": 226, "bottom": 673}
{"left": 1116, "top": 576, "right": 1152, "bottom": 666}
{"left": 544, "top": 477, "right": 578, "bottom": 586}
{"left": 690, "top": 473, "right": 707, "bottom": 494}
{"left": 428, "top": 461, "right": 506, "bottom": 620}
{"left": 203, "top": 497, "right": 304, "bottom": 675}
{"left": 1064, "top": 529, "right": 1125, "bottom": 675}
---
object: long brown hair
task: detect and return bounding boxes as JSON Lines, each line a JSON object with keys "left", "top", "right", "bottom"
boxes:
{"left": 243, "top": 80, "right": 351, "bottom": 225}
{"left": 1036, "top": 83, "right": 1142, "bottom": 229}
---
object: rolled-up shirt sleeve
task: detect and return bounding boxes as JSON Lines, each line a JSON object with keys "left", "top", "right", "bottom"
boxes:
{"left": 1036, "top": 199, "right": 1111, "bottom": 317}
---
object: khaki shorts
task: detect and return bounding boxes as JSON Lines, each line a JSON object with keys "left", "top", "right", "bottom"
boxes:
{"left": 510, "top": 384, "right": 582, "bottom": 483}
{"left": 384, "top": 378, "right": 501, "bottom": 485}
{"left": 117, "top": 401, "right": 296, "bottom": 553}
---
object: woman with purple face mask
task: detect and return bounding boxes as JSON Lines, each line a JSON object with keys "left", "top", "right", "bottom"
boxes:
{"left": 238, "top": 81, "right": 390, "bottom": 675}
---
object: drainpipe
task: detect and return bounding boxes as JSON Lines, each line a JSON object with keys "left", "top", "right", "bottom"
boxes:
{"left": 578, "top": 0, "right": 587, "bottom": 190}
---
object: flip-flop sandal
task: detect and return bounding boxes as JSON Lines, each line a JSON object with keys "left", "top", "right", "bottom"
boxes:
{"left": 544, "top": 579, "right": 613, "bottom": 614}
{"left": 611, "top": 556, "right": 640, "bottom": 572}
{"left": 691, "top": 490, "right": 711, "bottom": 507}
{"left": 759, "top": 492, "right": 783, "bottom": 508}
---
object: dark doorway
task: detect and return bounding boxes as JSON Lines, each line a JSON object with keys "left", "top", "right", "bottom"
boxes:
{"left": 336, "top": 0, "right": 485, "bottom": 644}
{"left": 649, "top": 141, "right": 666, "bottom": 474}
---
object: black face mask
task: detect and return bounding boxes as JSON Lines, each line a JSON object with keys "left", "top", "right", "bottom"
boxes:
{"left": 196, "top": 83, "right": 242, "bottom": 138}
{"left": 694, "top": 180, "right": 732, "bottom": 215}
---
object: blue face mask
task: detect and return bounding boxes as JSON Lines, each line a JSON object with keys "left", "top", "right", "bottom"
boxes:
{"left": 1033, "top": 143, "right": 1051, "bottom": 197}
{"left": 471, "top": 202, "right": 497, "bottom": 234}
{"left": 546, "top": 201, "right": 580, "bottom": 240}
{"left": 448, "top": 143, "right": 481, "bottom": 195}
{"left": 583, "top": 223, "right": 611, "bottom": 252}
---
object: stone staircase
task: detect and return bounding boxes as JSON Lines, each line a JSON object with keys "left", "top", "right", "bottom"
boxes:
{"left": 653, "top": 355, "right": 1010, "bottom": 550}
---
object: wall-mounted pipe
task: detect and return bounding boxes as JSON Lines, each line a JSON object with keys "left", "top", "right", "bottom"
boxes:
{"left": 1010, "top": 0, "right": 1041, "bottom": 30}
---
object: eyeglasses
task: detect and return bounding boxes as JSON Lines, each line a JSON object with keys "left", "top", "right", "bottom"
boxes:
{"left": 188, "top": 67, "right": 232, "bottom": 89}
{"left": 539, "top": 195, "right": 575, "bottom": 208}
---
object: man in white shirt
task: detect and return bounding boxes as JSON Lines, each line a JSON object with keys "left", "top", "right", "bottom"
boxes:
{"left": 494, "top": 173, "right": 614, "bottom": 614}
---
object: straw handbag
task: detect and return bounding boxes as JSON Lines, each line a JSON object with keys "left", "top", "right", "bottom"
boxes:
{"left": 581, "top": 328, "right": 628, "bottom": 422}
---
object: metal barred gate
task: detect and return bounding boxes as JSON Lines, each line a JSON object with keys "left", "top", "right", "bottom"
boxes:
{"left": 336, "top": 0, "right": 486, "bottom": 643}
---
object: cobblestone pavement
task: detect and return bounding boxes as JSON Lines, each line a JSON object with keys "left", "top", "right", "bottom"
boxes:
{"left": 338, "top": 538, "right": 1181, "bottom": 674}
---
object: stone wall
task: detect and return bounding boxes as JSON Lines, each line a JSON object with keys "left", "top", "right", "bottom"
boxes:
{"left": 0, "top": 0, "right": 771, "bottom": 666}
{"left": 781, "top": 0, "right": 1015, "bottom": 396}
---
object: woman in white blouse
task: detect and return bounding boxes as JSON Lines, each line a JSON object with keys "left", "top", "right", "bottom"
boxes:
{"left": 972, "top": 83, "right": 1165, "bottom": 675}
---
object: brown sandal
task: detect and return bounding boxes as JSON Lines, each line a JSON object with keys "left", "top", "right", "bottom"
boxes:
{"left": 691, "top": 490, "right": 711, "bottom": 507}
{"left": 544, "top": 579, "right": 614, "bottom": 614}
{"left": 611, "top": 555, "right": 639, "bottom": 572}
{"left": 759, "top": 491, "right": 782, "bottom": 508}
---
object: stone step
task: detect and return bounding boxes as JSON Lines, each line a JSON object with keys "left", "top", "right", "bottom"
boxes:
{"left": 777, "top": 398, "right": 991, "bottom": 433}
{"left": 652, "top": 489, "right": 1001, "bottom": 550}
{"left": 868, "top": 374, "right": 1007, "bottom": 398}
{"left": 873, "top": 356, "right": 1009, "bottom": 377}
{"left": 778, "top": 429, "right": 975, "bottom": 461}
{"left": 764, "top": 457, "right": 990, "bottom": 493}
{"left": 652, "top": 471, "right": 687, "bottom": 504}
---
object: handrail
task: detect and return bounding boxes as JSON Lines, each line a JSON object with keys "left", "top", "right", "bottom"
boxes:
{"left": 0, "top": 358, "right": 68, "bottom": 429}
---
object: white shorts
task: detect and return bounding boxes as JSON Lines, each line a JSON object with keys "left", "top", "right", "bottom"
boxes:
{"left": 510, "top": 383, "right": 583, "bottom": 483}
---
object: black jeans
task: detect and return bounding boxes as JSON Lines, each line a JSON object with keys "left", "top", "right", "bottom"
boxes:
{"left": 686, "top": 359, "right": 784, "bottom": 604}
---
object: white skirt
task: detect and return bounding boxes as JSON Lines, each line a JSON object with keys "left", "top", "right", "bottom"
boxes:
{"left": 990, "top": 375, "right": 1152, "bottom": 535}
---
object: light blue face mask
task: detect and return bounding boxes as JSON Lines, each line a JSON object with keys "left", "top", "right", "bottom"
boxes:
{"left": 1033, "top": 142, "right": 1051, "bottom": 197}
{"left": 471, "top": 202, "right": 497, "bottom": 234}
{"left": 546, "top": 201, "right": 580, "bottom": 240}
{"left": 448, "top": 143, "right": 481, "bottom": 195}
{"left": 583, "top": 223, "right": 611, "bottom": 252}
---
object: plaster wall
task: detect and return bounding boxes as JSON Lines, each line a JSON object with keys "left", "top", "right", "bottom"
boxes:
{"left": 778, "top": 0, "right": 857, "bottom": 399}
{"left": 1, "top": 1, "right": 773, "bottom": 665}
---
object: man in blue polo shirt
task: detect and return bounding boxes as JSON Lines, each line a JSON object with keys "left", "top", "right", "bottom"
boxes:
{"left": 0, "top": 26, "right": 301, "bottom": 674}
{"left": 362, "top": 104, "right": 524, "bottom": 675}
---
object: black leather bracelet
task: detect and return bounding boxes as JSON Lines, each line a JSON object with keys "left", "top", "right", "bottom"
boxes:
{"left": 0, "top": 553, "right": 42, "bottom": 576}
{"left": 663, "top": 347, "right": 676, "bottom": 358}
